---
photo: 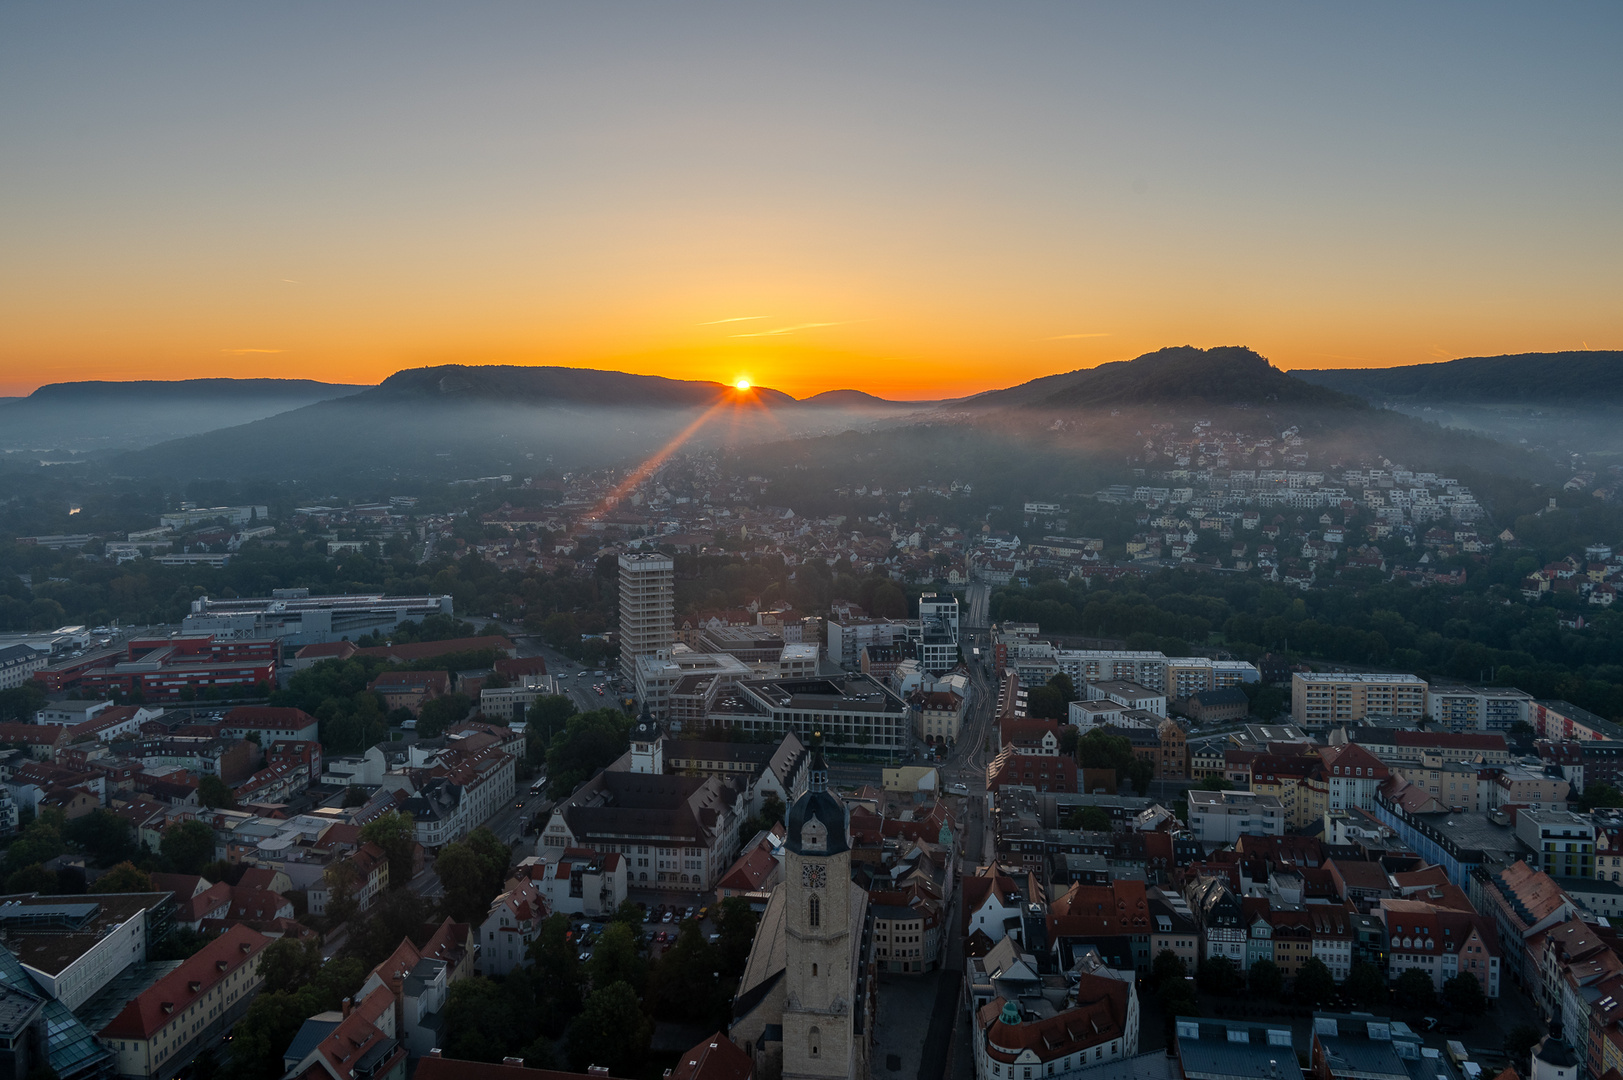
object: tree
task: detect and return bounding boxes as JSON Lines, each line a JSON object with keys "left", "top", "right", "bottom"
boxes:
{"left": 1344, "top": 961, "right": 1387, "bottom": 1007}
{"left": 4, "top": 814, "right": 65, "bottom": 876}
{"left": 528, "top": 914, "right": 584, "bottom": 1033}
{"left": 91, "top": 861, "right": 153, "bottom": 894}
{"left": 546, "top": 709, "right": 634, "bottom": 796}
{"left": 198, "top": 774, "right": 236, "bottom": 809}
{"left": 63, "top": 809, "right": 137, "bottom": 866}
{"left": 360, "top": 811, "right": 416, "bottom": 888}
{"left": 435, "top": 827, "right": 510, "bottom": 924}
{"left": 417, "top": 692, "right": 472, "bottom": 739}
{"left": 5, "top": 864, "right": 56, "bottom": 895}
{"left": 1248, "top": 958, "right": 1283, "bottom": 998}
{"left": 1294, "top": 957, "right": 1335, "bottom": 1005}
{"left": 1196, "top": 775, "right": 1234, "bottom": 791}
{"left": 1151, "top": 949, "right": 1188, "bottom": 991}
{"left": 441, "top": 976, "right": 535, "bottom": 1062}
{"left": 1059, "top": 726, "right": 1079, "bottom": 755}
{"left": 342, "top": 890, "right": 433, "bottom": 970}
{"left": 609, "top": 898, "right": 644, "bottom": 928}
{"left": 160, "top": 820, "right": 215, "bottom": 875}
{"left": 322, "top": 858, "right": 361, "bottom": 928}
{"left": 565, "top": 982, "right": 651, "bottom": 1075}
{"left": 1062, "top": 805, "right": 1112, "bottom": 832}
{"left": 1579, "top": 782, "right": 1623, "bottom": 812}
{"left": 1394, "top": 967, "right": 1436, "bottom": 1010}
{"left": 1442, "top": 973, "right": 1488, "bottom": 1017}
{"left": 1196, "top": 956, "right": 1241, "bottom": 996}
{"left": 257, "top": 938, "right": 323, "bottom": 996}
{"left": 586, "top": 922, "right": 645, "bottom": 994}
{"left": 1505, "top": 1025, "right": 1543, "bottom": 1071}
{"left": 714, "top": 897, "right": 760, "bottom": 978}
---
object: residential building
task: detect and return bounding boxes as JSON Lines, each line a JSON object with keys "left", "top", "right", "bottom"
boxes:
{"left": 218, "top": 705, "right": 321, "bottom": 744}
{"left": 1428, "top": 687, "right": 1535, "bottom": 733}
{"left": 1516, "top": 810, "right": 1597, "bottom": 880}
{"left": 1319, "top": 743, "right": 1391, "bottom": 812}
{"left": 619, "top": 553, "right": 675, "bottom": 688}
{"left": 1378, "top": 899, "right": 1500, "bottom": 998}
{"left": 477, "top": 866, "right": 550, "bottom": 977}
{"left": 1292, "top": 674, "right": 1428, "bottom": 724}
{"left": 915, "top": 691, "right": 967, "bottom": 746}
{"left": 0, "top": 645, "right": 46, "bottom": 691}
{"left": 1187, "top": 789, "right": 1284, "bottom": 845}
{"left": 98, "top": 925, "right": 269, "bottom": 1080}
{"left": 517, "top": 848, "right": 628, "bottom": 919}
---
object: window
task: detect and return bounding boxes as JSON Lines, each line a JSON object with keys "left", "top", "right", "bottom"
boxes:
{"left": 809, "top": 1025, "right": 820, "bottom": 1058}
{"left": 809, "top": 895, "right": 821, "bottom": 928}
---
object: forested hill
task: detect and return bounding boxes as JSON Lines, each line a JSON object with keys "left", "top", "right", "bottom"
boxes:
{"left": 1294, "top": 351, "right": 1623, "bottom": 404}
{"left": 960, "top": 346, "right": 1365, "bottom": 411}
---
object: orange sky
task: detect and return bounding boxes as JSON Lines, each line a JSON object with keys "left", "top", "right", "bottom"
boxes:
{"left": 2, "top": 5, "right": 1619, "bottom": 400}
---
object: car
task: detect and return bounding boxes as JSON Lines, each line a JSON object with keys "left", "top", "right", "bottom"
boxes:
{"left": 514, "top": 801, "right": 524, "bottom": 809}
{"left": 685, "top": 906, "right": 696, "bottom": 919}
{"left": 578, "top": 951, "right": 590, "bottom": 963}
{"left": 642, "top": 908, "right": 652, "bottom": 922}
{"left": 662, "top": 911, "right": 674, "bottom": 923}
{"left": 698, "top": 906, "right": 709, "bottom": 920}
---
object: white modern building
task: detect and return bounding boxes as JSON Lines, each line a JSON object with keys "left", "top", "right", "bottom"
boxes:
{"left": 1186, "top": 789, "right": 1284, "bottom": 844}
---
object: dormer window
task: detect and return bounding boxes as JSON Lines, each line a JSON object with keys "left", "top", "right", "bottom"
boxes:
{"left": 801, "top": 818, "right": 828, "bottom": 853}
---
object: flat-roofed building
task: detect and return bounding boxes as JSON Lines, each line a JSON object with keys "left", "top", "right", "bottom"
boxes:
{"left": 182, "top": 591, "right": 453, "bottom": 645}
{"left": 1427, "top": 686, "right": 1535, "bottom": 733}
{"left": 1292, "top": 674, "right": 1427, "bottom": 723}
{"left": 707, "top": 674, "right": 911, "bottom": 751}
{"left": 1187, "top": 789, "right": 1284, "bottom": 845}
{"left": 619, "top": 553, "right": 675, "bottom": 688}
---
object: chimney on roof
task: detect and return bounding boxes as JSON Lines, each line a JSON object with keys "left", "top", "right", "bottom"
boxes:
{"left": 502, "top": 1058, "right": 525, "bottom": 1066}
{"left": 427, "top": 1049, "right": 441, "bottom": 1058}
{"left": 341, "top": 996, "right": 352, "bottom": 1018}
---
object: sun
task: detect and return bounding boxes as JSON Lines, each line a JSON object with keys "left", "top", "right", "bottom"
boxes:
{"left": 734, "top": 377, "right": 752, "bottom": 391}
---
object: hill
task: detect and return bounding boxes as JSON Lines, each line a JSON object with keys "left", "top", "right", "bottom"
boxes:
{"left": 0, "top": 378, "right": 364, "bottom": 452}
{"left": 366, "top": 364, "right": 797, "bottom": 408}
{"left": 1293, "top": 351, "right": 1623, "bottom": 404}
{"left": 112, "top": 365, "right": 914, "bottom": 481}
{"left": 961, "top": 345, "right": 1365, "bottom": 411}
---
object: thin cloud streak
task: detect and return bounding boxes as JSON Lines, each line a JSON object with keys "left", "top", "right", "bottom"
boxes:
{"left": 699, "top": 315, "right": 770, "bottom": 325}
{"left": 732, "top": 321, "right": 847, "bottom": 338}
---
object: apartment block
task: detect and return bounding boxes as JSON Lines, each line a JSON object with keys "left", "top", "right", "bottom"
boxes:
{"left": 1292, "top": 673, "right": 1428, "bottom": 723}
{"left": 1187, "top": 789, "right": 1284, "bottom": 844}
{"left": 1428, "top": 686, "right": 1535, "bottom": 733}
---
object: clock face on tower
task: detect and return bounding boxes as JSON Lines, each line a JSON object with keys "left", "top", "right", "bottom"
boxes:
{"left": 801, "top": 862, "right": 827, "bottom": 889}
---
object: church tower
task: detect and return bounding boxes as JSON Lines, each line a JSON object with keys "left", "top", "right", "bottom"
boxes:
{"left": 629, "top": 702, "right": 664, "bottom": 775}
{"left": 781, "top": 736, "right": 854, "bottom": 1080}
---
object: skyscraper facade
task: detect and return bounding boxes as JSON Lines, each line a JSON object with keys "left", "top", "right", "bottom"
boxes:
{"left": 617, "top": 552, "right": 675, "bottom": 688}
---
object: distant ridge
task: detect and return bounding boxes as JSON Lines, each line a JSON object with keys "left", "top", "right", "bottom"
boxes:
{"left": 795, "top": 388, "right": 935, "bottom": 408}
{"left": 1294, "top": 351, "right": 1623, "bottom": 404}
{"left": 961, "top": 345, "right": 1364, "bottom": 411}
{"left": 0, "top": 377, "right": 366, "bottom": 452}
{"left": 367, "top": 364, "right": 797, "bottom": 408}
{"left": 22, "top": 377, "right": 365, "bottom": 402}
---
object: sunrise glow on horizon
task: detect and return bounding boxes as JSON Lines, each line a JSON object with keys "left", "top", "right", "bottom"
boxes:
{"left": 1, "top": 4, "right": 1619, "bottom": 400}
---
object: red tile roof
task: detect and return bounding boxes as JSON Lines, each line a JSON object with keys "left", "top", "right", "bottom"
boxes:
{"left": 667, "top": 1032, "right": 753, "bottom": 1080}
{"left": 99, "top": 925, "right": 268, "bottom": 1040}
